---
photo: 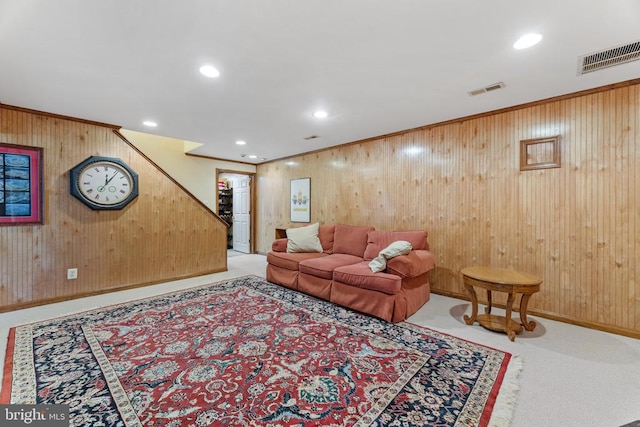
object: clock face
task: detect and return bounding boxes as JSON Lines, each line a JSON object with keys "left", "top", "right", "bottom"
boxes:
{"left": 70, "top": 156, "right": 139, "bottom": 210}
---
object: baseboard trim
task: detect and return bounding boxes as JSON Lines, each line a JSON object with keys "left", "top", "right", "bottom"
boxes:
{"left": 431, "top": 289, "right": 640, "bottom": 340}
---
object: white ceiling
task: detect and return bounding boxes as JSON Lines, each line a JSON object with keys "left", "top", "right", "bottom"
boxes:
{"left": 1, "top": 1, "right": 639, "bottom": 164}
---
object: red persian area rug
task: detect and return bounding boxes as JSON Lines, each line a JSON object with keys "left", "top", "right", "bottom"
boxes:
{"left": 1, "top": 275, "right": 520, "bottom": 426}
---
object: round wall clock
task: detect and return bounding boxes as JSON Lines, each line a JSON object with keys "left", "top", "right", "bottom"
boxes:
{"left": 70, "top": 156, "right": 139, "bottom": 210}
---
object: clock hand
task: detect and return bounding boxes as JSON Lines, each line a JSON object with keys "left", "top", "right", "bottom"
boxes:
{"left": 105, "top": 171, "right": 118, "bottom": 185}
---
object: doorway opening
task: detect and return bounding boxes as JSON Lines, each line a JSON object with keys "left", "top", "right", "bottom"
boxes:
{"left": 216, "top": 169, "right": 255, "bottom": 255}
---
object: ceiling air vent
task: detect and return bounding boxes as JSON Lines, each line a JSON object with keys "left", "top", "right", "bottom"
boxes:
{"left": 304, "top": 135, "right": 319, "bottom": 140}
{"left": 467, "top": 82, "right": 505, "bottom": 96}
{"left": 578, "top": 40, "right": 640, "bottom": 75}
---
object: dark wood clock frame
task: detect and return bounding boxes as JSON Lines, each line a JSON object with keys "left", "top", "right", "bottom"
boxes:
{"left": 69, "top": 156, "right": 139, "bottom": 210}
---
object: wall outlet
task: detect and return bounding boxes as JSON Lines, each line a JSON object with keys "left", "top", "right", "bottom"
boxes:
{"left": 67, "top": 268, "right": 78, "bottom": 280}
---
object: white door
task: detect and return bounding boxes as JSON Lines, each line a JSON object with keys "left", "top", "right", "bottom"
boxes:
{"left": 232, "top": 175, "right": 250, "bottom": 253}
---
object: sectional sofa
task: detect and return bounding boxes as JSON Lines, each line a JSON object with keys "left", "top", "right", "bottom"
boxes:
{"left": 266, "top": 223, "right": 436, "bottom": 322}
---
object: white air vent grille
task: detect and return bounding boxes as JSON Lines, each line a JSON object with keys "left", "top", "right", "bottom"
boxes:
{"left": 468, "top": 82, "right": 505, "bottom": 96}
{"left": 578, "top": 41, "right": 640, "bottom": 75}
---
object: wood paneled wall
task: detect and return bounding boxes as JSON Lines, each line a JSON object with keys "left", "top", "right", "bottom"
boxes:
{"left": 0, "top": 106, "right": 228, "bottom": 309}
{"left": 256, "top": 82, "right": 640, "bottom": 337}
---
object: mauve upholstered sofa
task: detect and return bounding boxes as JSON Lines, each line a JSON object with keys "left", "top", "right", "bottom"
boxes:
{"left": 266, "top": 223, "right": 436, "bottom": 322}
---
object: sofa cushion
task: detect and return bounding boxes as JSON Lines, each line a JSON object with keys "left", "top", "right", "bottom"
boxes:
{"left": 333, "top": 262, "right": 402, "bottom": 295}
{"left": 363, "top": 230, "right": 428, "bottom": 261}
{"left": 385, "top": 250, "right": 436, "bottom": 278}
{"left": 287, "top": 223, "right": 323, "bottom": 253}
{"left": 299, "top": 254, "right": 364, "bottom": 279}
{"left": 333, "top": 224, "right": 375, "bottom": 257}
{"left": 319, "top": 224, "right": 336, "bottom": 254}
{"left": 266, "top": 251, "right": 327, "bottom": 271}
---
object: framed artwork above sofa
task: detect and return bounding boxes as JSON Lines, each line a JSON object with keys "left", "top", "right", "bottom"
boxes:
{"left": 290, "top": 177, "right": 310, "bottom": 222}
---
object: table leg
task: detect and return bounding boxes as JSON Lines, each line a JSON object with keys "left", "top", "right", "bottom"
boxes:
{"left": 519, "top": 293, "right": 537, "bottom": 331}
{"left": 505, "top": 292, "right": 516, "bottom": 342}
{"left": 485, "top": 290, "right": 493, "bottom": 314}
{"left": 463, "top": 283, "right": 478, "bottom": 325}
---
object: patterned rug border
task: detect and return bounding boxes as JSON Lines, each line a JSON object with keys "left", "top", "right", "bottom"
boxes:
{"left": 398, "top": 319, "right": 523, "bottom": 426}
{"left": 1, "top": 274, "right": 522, "bottom": 426}
{"left": 82, "top": 325, "right": 141, "bottom": 426}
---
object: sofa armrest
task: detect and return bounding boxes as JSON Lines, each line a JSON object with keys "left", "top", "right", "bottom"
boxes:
{"left": 271, "top": 238, "right": 288, "bottom": 252}
{"left": 385, "top": 250, "right": 436, "bottom": 278}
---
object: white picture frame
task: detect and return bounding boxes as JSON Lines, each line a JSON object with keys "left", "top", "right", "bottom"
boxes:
{"left": 290, "top": 177, "right": 311, "bottom": 222}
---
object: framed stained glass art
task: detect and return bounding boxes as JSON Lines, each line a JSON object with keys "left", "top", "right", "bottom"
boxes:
{"left": 0, "top": 143, "right": 43, "bottom": 225}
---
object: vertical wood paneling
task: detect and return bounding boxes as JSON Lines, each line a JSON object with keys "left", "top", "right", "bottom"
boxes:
{"left": 631, "top": 85, "right": 637, "bottom": 330}
{"left": 257, "top": 82, "right": 640, "bottom": 336}
{"left": 0, "top": 106, "right": 228, "bottom": 309}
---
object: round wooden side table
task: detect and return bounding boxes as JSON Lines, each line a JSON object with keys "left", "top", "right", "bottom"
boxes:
{"left": 461, "top": 266, "right": 542, "bottom": 341}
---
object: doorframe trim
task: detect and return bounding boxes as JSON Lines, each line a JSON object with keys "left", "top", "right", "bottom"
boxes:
{"left": 216, "top": 169, "right": 256, "bottom": 254}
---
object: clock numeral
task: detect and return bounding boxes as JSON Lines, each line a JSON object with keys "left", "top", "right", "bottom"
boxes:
{"left": 94, "top": 167, "right": 100, "bottom": 173}
{"left": 86, "top": 189, "right": 93, "bottom": 194}
{"left": 119, "top": 190, "right": 126, "bottom": 194}
{"left": 95, "top": 194, "right": 100, "bottom": 200}
{"left": 83, "top": 181, "right": 90, "bottom": 186}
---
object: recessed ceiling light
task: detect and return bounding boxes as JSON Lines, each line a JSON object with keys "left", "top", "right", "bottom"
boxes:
{"left": 313, "top": 110, "right": 328, "bottom": 119}
{"left": 143, "top": 121, "right": 157, "bottom": 127}
{"left": 249, "top": 155, "right": 257, "bottom": 159}
{"left": 513, "top": 33, "right": 542, "bottom": 49}
{"left": 199, "top": 65, "right": 220, "bottom": 78}
{"left": 235, "top": 140, "right": 246, "bottom": 145}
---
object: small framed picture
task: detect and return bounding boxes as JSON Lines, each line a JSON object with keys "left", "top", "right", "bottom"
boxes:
{"left": 290, "top": 177, "right": 311, "bottom": 223}
{"left": 520, "top": 136, "right": 561, "bottom": 171}
{"left": 0, "top": 142, "right": 44, "bottom": 225}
